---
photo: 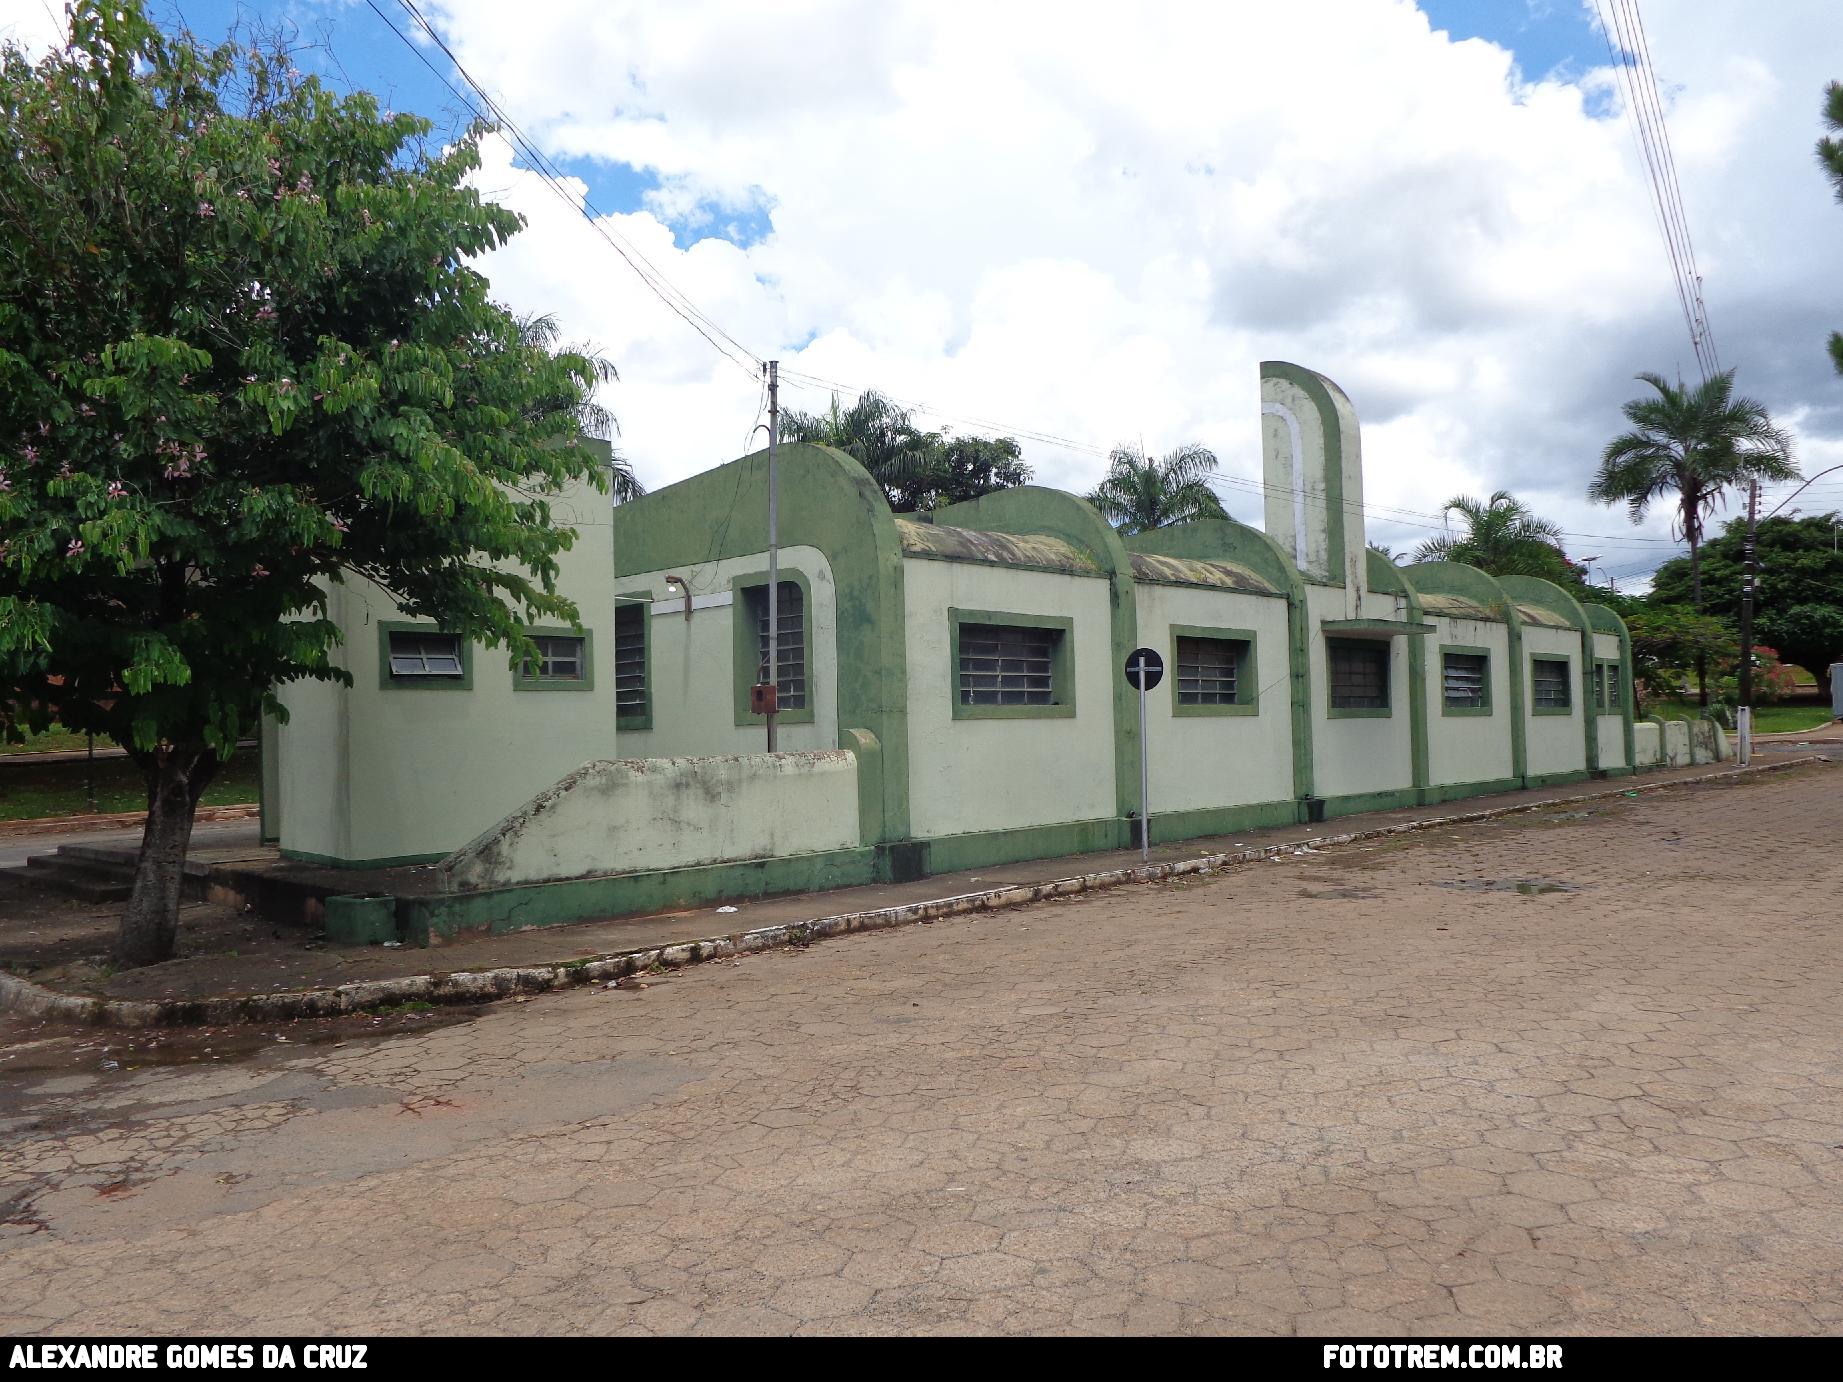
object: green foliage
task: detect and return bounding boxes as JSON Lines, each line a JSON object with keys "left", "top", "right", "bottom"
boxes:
{"left": 1818, "top": 80, "right": 1843, "bottom": 374}
{"left": 0, "top": 3, "right": 612, "bottom": 763}
{"left": 1087, "top": 442, "right": 1227, "bottom": 535}
{"left": 1618, "top": 603, "right": 1733, "bottom": 708}
{"left": 1409, "top": 491, "right": 1579, "bottom": 582}
{"left": 1649, "top": 511, "right": 1843, "bottom": 685}
{"left": 780, "top": 391, "right": 1030, "bottom": 512}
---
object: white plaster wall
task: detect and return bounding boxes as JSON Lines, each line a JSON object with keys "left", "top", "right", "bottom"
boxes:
{"left": 441, "top": 750, "right": 860, "bottom": 889}
{"left": 276, "top": 476, "right": 620, "bottom": 864}
{"left": 1634, "top": 721, "right": 1662, "bottom": 767}
{"left": 1523, "top": 624, "right": 1587, "bottom": 779}
{"left": 616, "top": 545, "right": 839, "bottom": 759}
{"left": 1425, "top": 617, "right": 1515, "bottom": 788}
{"left": 903, "top": 558, "right": 1116, "bottom": 840}
{"left": 1593, "top": 631, "right": 1628, "bottom": 770}
{"left": 1131, "top": 584, "right": 1295, "bottom": 814}
{"left": 1308, "top": 585, "right": 1416, "bottom": 801}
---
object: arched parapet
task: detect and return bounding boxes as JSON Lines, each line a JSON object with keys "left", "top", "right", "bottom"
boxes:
{"left": 1497, "top": 575, "right": 1597, "bottom": 778}
{"left": 929, "top": 486, "right": 1138, "bottom": 826}
{"left": 1403, "top": 560, "right": 1527, "bottom": 788}
{"left": 1582, "top": 602, "right": 1638, "bottom": 774}
{"left": 1261, "top": 361, "right": 1367, "bottom": 597}
{"left": 611, "top": 442, "right": 911, "bottom": 841}
{"left": 1127, "top": 517, "right": 1315, "bottom": 805}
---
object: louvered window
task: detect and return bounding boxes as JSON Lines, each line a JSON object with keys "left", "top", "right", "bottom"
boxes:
{"left": 614, "top": 603, "right": 646, "bottom": 717}
{"left": 1532, "top": 657, "right": 1572, "bottom": 710}
{"left": 387, "top": 631, "right": 464, "bottom": 679}
{"left": 746, "top": 582, "right": 806, "bottom": 710}
{"left": 1176, "top": 636, "right": 1243, "bottom": 705}
{"left": 1328, "top": 639, "right": 1389, "bottom": 710}
{"left": 959, "top": 623, "right": 1058, "bottom": 705}
{"left": 1442, "top": 652, "right": 1487, "bottom": 710}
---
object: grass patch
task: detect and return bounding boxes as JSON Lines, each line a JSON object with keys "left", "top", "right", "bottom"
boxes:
{"left": 1641, "top": 699, "right": 1835, "bottom": 733}
{"left": 0, "top": 753, "right": 259, "bottom": 822}
{"left": 2, "top": 724, "right": 94, "bottom": 756}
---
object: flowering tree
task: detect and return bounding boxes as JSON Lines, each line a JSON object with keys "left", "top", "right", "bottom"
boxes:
{"left": 0, "top": 4, "right": 610, "bottom": 965}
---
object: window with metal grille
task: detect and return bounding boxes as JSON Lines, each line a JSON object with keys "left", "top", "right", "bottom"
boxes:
{"left": 1595, "top": 662, "right": 1620, "bottom": 712}
{"left": 1442, "top": 651, "right": 1488, "bottom": 710}
{"left": 1532, "top": 656, "right": 1572, "bottom": 710}
{"left": 614, "top": 603, "right": 646, "bottom": 717}
{"left": 959, "top": 622, "right": 1058, "bottom": 706}
{"left": 387, "top": 630, "right": 464, "bottom": 679}
{"left": 1176, "top": 636, "right": 1243, "bottom": 705}
{"left": 1328, "top": 639, "right": 1389, "bottom": 710}
{"left": 745, "top": 581, "right": 806, "bottom": 710}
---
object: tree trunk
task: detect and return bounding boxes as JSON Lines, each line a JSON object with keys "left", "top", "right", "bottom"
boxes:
{"left": 115, "top": 744, "right": 219, "bottom": 969}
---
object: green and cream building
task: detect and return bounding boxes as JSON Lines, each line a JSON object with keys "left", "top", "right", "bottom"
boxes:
{"left": 268, "top": 363, "right": 1704, "bottom": 936}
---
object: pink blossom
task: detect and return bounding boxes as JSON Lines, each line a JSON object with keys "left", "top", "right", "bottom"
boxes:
{"left": 0, "top": 472, "right": 10, "bottom": 491}
{"left": 255, "top": 305, "right": 276, "bottom": 322}
{"left": 197, "top": 200, "right": 215, "bottom": 217}
{"left": 251, "top": 564, "right": 269, "bottom": 578}
{"left": 329, "top": 516, "right": 349, "bottom": 533}
{"left": 21, "top": 445, "right": 36, "bottom": 462}
{"left": 107, "top": 481, "right": 126, "bottom": 499}
{"left": 66, "top": 539, "right": 83, "bottom": 557}
{"left": 77, "top": 404, "right": 93, "bottom": 416}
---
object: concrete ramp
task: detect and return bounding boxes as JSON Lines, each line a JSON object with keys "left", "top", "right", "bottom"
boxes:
{"left": 438, "top": 751, "right": 861, "bottom": 892}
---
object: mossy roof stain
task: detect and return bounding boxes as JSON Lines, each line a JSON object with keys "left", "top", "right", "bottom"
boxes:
{"left": 1419, "top": 592, "right": 1499, "bottom": 621}
{"left": 895, "top": 519, "right": 1100, "bottom": 574}
{"left": 1514, "top": 602, "right": 1575, "bottom": 629}
{"left": 1126, "top": 551, "right": 1279, "bottom": 595}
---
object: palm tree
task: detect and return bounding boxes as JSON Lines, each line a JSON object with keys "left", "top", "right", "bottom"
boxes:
{"left": 1087, "top": 442, "right": 1227, "bottom": 535}
{"left": 1411, "top": 491, "right": 1572, "bottom": 579}
{"left": 516, "top": 313, "right": 643, "bottom": 503}
{"left": 781, "top": 390, "right": 935, "bottom": 508}
{"left": 1590, "top": 369, "right": 1797, "bottom": 703}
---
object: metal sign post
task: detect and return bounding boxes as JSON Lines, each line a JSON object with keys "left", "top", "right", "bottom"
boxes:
{"left": 1123, "top": 647, "right": 1164, "bottom": 862}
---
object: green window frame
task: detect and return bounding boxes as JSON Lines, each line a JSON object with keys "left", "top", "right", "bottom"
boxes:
{"left": 614, "top": 594, "right": 651, "bottom": 729}
{"left": 949, "top": 609, "right": 1076, "bottom": 720}
{"left": 1169, "top": 625, "right": 1258, "bottom": 717}
{"left": 1593, "top": 659, "right": 1623, "bottom": 715}
{"left": 378, "top": 621, "right": 472, "bottom": 691}
{"left": 1326, "top": 637, "right": 1391, "bottom": 718}
{"left": 732, "top": 569, "right": 816, "bottom": 727}
{"left": 1530, "top": 654, "right": 1573, "bottom": 715}
{"left": 1440, "top": 645, "right": 1492, "bottom": 717}
{"left": 513, "top": 626, "right": 594, "bottom": 692}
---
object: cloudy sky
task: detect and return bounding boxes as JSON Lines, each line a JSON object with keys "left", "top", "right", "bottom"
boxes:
{"left": 7, "top": 0, "right": 1843, "bottom": 586}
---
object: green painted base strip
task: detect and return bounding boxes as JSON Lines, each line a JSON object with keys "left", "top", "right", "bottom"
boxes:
{"left": 1319, "top": 787, "right": 1422, "bottom": 820}
{"left": 1419, "top": 777, "right": 1521, "bottom": 807}
{"left": 400, "top": 847, "right": 882, "bottom": 945}
{"left": 921, "top": 818, "right": 1125, "bottom": 876}
{"left": 281, "top": 848, "right": 449, "bottom": 870}
{"left": 1148, "top": 799, "right": 1301, "bottom": 844}
{"left": 1524, "top": 769, "right": 1591, "bottom": 790}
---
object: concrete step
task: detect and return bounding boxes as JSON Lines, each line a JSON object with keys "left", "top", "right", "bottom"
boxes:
{"left": 20, "top": 853, "right": 134, "bottom": 903}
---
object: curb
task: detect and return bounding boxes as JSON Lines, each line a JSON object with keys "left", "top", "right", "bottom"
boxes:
{"left": 1, "top": 757, "right": 1823, "bottom": 1029}
{"left": 0, "top": 803, "right": 258, "bottom": 839}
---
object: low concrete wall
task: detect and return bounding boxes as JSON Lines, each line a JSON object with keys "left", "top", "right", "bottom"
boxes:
{"left": 1662, "top": 719, "right": 1691, "bottom": 768}
{"left": 439, "top": 751, "right": 861, "bottom": 891}
{"left": 1634, "top": 721, "right": 1661, "bottom": 768}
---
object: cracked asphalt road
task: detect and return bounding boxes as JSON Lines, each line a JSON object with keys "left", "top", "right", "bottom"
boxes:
{"left": 2, "top": 764, "right": 1840, "bottom": 1336}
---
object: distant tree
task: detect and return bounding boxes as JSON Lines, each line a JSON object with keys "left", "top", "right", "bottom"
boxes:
{"left": 1818, "top": 81, "right": 1843, "bottom": 374}
{"left": 1410, "top": 491, "right": 1575, "bottom": 581}
{"left": 1649, "top": 510, "right": 1843, "bottom": 693}
{"left": 1367, "top": 541, "right": 1403, "bottom": 563}
{"left": 516, "top": 314, "right": 640, "bottom": 502}
{"left": 1588, "top": 370, "right": 1797, "bottom": 704}
{"left": 781, "top": 391, "right": 1026, "bottom": 512}
{"left": 0, "top": 4, "right": 611, "bottom": 966}
{"left": 1618, "top": 604, "right": 1735, "bottom": 713}
{"left": 1087, "top": 443, "right": 1227, "bottom": 535}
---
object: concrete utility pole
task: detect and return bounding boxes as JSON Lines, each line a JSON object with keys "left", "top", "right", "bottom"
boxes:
{"left": 765, "top": 360, "right": 780, "bottom": 753}
{"left": 1736, "top": 480, "right": 1758, "bottom": 766}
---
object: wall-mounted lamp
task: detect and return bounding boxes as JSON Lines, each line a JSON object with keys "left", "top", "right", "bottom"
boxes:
{"left": 663, "top": 574, "right": 692, "bottom": 621}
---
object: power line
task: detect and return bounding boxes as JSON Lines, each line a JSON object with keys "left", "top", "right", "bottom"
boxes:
{"left": 364, "top": 0, "right": 762, "bottom": 383}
